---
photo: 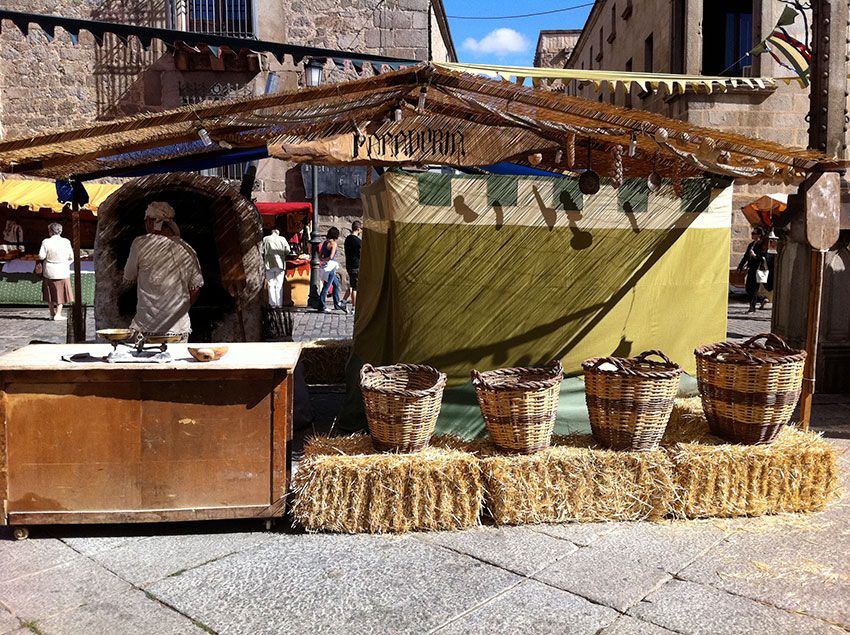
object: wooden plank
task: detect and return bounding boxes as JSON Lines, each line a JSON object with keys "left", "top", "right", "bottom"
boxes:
{"left": 4, "top": 382, "right": 142, "bottom": 513}
{"left": 0, "top": 377, "right": 8, "bottom": 526}
{"left": 139, "top": 379, "right": 272, "bottom": 509}
{"left": 0, "top": 342, "right": 302, "bottom": 372}
{"left": 271, "top": 371, "right": 289, "bottom": 504}
{"left": 804, "top": 171, "right": 841, "bottom": 250}
{"left": 9, "top": 504, "right": 281, "bottom": 525}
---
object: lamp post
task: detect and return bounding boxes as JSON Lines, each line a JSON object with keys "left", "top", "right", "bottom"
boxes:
{"left": 304, "top": 58, "right": 324, "bottom": 308}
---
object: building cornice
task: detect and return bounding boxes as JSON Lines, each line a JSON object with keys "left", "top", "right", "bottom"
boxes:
{"left": 429, "top": 0, "right": 457, "bottom": 62}
{"left": 565, "top": 0, "right": 606, "bottom": 68}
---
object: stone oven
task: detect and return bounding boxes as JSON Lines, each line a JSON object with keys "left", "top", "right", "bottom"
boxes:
{"left": 95, "top": 173, "right": 263, "bottom": 342}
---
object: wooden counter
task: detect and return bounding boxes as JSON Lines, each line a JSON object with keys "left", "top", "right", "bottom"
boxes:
{"left": 0, "top": 343, "right": 301, "bottom": 536}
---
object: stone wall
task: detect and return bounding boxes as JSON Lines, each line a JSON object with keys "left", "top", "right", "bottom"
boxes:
{"left": 534, "top": 30, "right": 582, "bottom": 69}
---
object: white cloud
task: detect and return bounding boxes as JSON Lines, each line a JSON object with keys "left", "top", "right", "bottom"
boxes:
{"left": 461, "top": 28, "right": 530, "bottom": 57}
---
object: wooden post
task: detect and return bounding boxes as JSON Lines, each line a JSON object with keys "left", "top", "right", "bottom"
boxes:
{"left": 71, "top": 197, "right": 84, "bottom": 343}
{"left": 800, "top": 249, "right": 825, "bottom": 431}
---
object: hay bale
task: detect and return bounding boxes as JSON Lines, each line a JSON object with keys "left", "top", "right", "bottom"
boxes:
{"left": 292, "top": 435, "right": 483, "bottom": 533}
{"left": 300, "top": 339, "right": 352, "bottom": 384}
{"left": 666, "top": 401, "right": 840, "bottom": 519}
{"left": 478, "top": 435, "right": 676, "bottom": 525}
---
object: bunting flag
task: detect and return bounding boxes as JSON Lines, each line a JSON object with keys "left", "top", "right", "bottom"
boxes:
{"left": 435, "top": 62, "right": 776, "bottom": 94}
{"left": 760, "top": 29, "right": 811, "bottom": 87}
{"left": 749, "top": 6, "right": 811, "bottom": 87}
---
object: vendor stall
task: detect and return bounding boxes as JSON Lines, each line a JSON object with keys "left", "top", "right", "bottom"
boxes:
{"left": 257, "top": 202, "right": 312, "bottom": 307}
{"left": 0, "top": 342, "right": 300, "bottom": 537}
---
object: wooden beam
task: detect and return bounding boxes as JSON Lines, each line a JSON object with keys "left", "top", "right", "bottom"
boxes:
{"left": 70, "top": 195, "right": 84, "bottom": 343}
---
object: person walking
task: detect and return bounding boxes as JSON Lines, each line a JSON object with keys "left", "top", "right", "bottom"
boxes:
{"left": 736, "top": 226, "right": 767, "bottom": 313}
{"left": 759, "top": 230, "right": 779, "bottom": 309}
{"left": 38, "top": 222, "right": 73, "bottom": 321}
{"left": 342, "top": 220, "right": 362, "bottom": 310}
{"left": 262, "top": 228, "right": 290, "bottom": 308}
{"left": 316, "top": 226, "right": 348, "bottom": 313}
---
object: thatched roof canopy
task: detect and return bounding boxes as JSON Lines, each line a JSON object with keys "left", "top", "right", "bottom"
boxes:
{"left": 0, "top": 63, "right": 828, "bottom": 182}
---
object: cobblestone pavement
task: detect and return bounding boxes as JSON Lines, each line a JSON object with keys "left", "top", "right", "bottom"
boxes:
{"left": 1, "top": 297, "right": 849, "bottom": 634}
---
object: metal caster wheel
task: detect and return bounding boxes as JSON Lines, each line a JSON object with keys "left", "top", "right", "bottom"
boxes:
{"left": 12, "top": 526, "right": 29, "bottom": 541}
{"left": 263, "top": 519, "right": 277, "bottom": 532}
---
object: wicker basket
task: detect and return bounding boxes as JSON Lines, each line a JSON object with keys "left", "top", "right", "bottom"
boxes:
{"left": 583, "top": 350, "right": 682, "bottom": 451}
{"left": 360, "top": 363, "right": 447, "bottom": 453}
{"left": 471, "top": 361, "right": 563, "bottom": 454}
{"left": 695, "top": 333, "right": 806, "bottom": 445}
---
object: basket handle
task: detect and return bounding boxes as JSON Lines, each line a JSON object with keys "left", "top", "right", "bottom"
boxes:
{"left": 359, "top": 363, "right": 376, "bottom": 385}
{"left": 470, "top": 369, "right": 484, "bottom": 387}
{"left": 740, "top": 333, "right": 794, "bottom": 352}
{"left": 633, "top": 350, "right": 675, "bottom": 366}
{"left": 546, "top": 360, "right": 564, "bottom": 378}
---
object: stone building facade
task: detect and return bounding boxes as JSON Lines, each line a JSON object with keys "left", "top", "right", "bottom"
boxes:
{"left": 533, "top": 29, "right": 581, "bottom": 69}
{"left": 0, "top": 0, "right": 456, "bottom": 263}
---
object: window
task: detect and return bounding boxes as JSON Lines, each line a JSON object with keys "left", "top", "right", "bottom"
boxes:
{"left": 624, "top": 58, "right": 633, "bottom": 108}
{"left": 590, "top": 46, "right": 594, "bottom": 69}
{"left": 597, "top": 28, "right": 604, "bottom": 62}
{"left": 169, "top": 0, "right": 255, "bottom": 37}
{"left": 644, "top": 33, "right": 654, "bottom": 72}
{"left": 608, "top": 4, "right": 617, "bottom": 43}
{"left": 702, "top": 1, "right": 753, "bottom": 76}
{"left": 671, "top": 0, "right": 685, "bottom": 74}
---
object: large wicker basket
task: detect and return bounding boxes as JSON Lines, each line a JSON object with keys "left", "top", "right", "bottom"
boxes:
{"left": 695, "top": 333, "right": 806, "bottom": 445}
{"left": 472, "top": 361, "right": 563, "bottom": 454}
{"left": 360, "top": 363, "right": 447, "bottom": 453}
{"left": 583, "top": 350, "right": 682, "bottom": 451}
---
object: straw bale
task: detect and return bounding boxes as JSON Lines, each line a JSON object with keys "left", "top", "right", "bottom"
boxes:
{"left": 300, "top": 339, "right": 352, "bottom": 384}
{"left": 666, "top": 399, "right": 840, "bottom": 519}
{"left": 478, "top": 435, "right": 676, "bottom": 525}
{"left": 292, "top": 434, "right": 483, "bottom": 534}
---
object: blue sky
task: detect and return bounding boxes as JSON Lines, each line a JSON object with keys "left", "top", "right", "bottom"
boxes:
{"left": 442, "top": 1, "right": 592, "bottom": 67}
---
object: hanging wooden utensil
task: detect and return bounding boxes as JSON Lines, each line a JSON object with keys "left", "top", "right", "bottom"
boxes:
{"left": 579, "top": 141, "right": 600, "bottom": 195}
{"left": 647, "top": 151, "right": 662, "bottom": 193}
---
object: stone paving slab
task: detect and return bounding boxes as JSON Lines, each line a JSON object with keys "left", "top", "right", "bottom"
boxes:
{"left": 589, "top": 521, "right": 730, "bottom": 575}
{"left": 677, "top": 511, "right": 850, "bottom": 628}
{"left": 533, "top": 545, "right": 672, "bottom": 612}
{"left": 529, "top": 522, "right": 620, "bottom": 547}
{"left": 60, "top": 535, "right": 150, "bottom": 557}
{"left": 600, "top": 615, "right": 678, "bottom": 635}
{"left": 147, "top": 533, "right": 521, "bottom": 635}
{"left": 415, "top": 525, "right": 579, "bottom": 576}
{"left": 90, "top": 531, "right": 279, "bottom": 586}
{"left": 34, "top": 589, "right": 204, "bottom": 635}
{"left": 0, "top": 538, "right": 81, "bottom": 584}
{"left": 628, "top": 579, "right": 843, "bottom": 634}
{"left": 434, "top": 579, "right": 618, "bottom": 634}
{"left": 0, "top": 606, "right": 19, "bottom": 635}
{"left": 0, "top": 556, "right": 131, "bottom": 623}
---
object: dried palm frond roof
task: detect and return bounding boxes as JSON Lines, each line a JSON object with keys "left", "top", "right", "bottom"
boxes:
{"left": 0, "top": 63, "right": 829, "bottom": 181}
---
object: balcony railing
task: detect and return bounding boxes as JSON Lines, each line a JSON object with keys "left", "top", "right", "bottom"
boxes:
{"left": 168, "top": 0, "right": 255, "bottom": 38}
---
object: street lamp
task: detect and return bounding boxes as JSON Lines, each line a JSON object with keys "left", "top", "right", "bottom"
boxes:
{"left": 304, "top": 58, "right": 324, "bottom": 308}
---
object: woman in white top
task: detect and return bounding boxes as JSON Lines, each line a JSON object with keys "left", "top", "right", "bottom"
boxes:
{"left": 38, "top": 222, "right": 74, "bottom": 321}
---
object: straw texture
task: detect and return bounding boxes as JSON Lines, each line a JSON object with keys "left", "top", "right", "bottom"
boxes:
{"left": 292, "top": 399, "right": 838, "bottom": 533}
{"left": 667, "top": 398, "right": 839, "bottom": 519}
{"left": 479, "top": 436, "right": 675, "bottom": 525}
{"left": 300, "top": 339, "right": 352, "bottom": 384}
{"left": 292, "top": 435, "right": 483, "bottom": 534}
